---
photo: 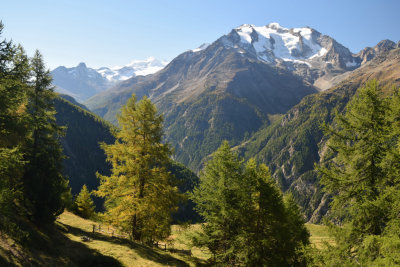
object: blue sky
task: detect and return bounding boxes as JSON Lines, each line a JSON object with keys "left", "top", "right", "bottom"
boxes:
{"left": 2, "top": 0, "right": 399, "bottom": 69}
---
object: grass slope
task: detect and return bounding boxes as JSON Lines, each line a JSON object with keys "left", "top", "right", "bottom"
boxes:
{"left": 57, "top": 212, "right": 204, "bottom": 266}
{"left": 0, "top": 216, "right": 120, "bottom": 266}
{"left": 1, "top": 211, "right": 331, "bottom": 266}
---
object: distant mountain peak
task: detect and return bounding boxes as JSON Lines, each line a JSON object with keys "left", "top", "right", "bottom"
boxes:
{"left": 266, "top": 22, "right": 283, "bottom": 29}
{"left": 99, "top": 57, "right": 168, "bottom": 81}
{"left": 77, "top": 62, "right": 87, "bottom": 68}
{"left": 51, "top": 57, "right": 168, "bottom": 102}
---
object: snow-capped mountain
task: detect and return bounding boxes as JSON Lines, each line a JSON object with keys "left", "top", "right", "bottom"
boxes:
{"left": 86, "top": 22, "right": 397, "bottom": 172}
{"left": 229, "top": 23, "right": 328, "bottom": 63}
{"left": 51, "top": 57, "right": 168, "bottom": 102}
{"left": 96, "top": 57, "right": 168, "bottom": 83}
{"left": 219, "top": 22, "right": 359, "bottom": 89}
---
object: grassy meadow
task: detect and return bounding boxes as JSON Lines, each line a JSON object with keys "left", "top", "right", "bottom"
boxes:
{"left": 54, "top": 212, "right": 333, "bottom": 266}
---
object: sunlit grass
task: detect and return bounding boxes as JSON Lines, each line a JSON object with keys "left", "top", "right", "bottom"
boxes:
{"left": 306, "top": 223, "right": 335, "bottom": 249}
{"left": 57, "top": 211, "right": 205, "bottom": 266}
{"left": 55, "top": 211, "right": 334, "bottom": 266}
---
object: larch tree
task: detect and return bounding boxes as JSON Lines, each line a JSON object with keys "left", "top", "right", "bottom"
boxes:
{"left": 96, "top": 94, "right": 179, "bottom": 243}
{"left": 74, "top": 184, "right": 95, "bottom": 219}
{"left": 22, "top": 50, "right": 70, "bottom": 223}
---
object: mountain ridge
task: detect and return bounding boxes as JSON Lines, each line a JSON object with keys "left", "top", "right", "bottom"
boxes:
{"left": 51, "top": 57, "right": 168, "bottom": 102}
{"left": 85, "top": 23, "right": 396, "bottom": 171}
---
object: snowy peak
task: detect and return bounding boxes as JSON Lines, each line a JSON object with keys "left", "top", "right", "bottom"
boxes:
{"left": 230, "top": 23, "right": 327, "bottom": 62}
{"left": 184, "top": 23, "right": 396, "bottom": 90}
{"left": 97, "top": 57, "right": 168, "bottom": 82}
{"left": 51, "top": 57, "right": 168, "bottom": 102}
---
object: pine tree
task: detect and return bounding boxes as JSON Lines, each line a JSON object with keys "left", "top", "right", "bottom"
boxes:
{"left": 22, "top": 50, "right": 70, "bottom": 223}
{"left": 96, "top": 94, "right": 179, "bottom": 243}
{"left": 74, "top": 185, "right": 95, "bottom": 219}
{"left": 191, "top": 141, "right": 309, "bottom": 265}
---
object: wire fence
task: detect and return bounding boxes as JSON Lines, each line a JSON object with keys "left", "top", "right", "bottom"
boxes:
{"left": 89, "top": 224, "right": 192, "bottom": 255}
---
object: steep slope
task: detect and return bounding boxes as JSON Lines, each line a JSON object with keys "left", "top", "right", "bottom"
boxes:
{"left": 54, "top": 96, "right": 115, "bottom": 196}
{"left": 59, "top": 94, "right": 90, "bottom": 111}
{"left": 51, "top": 58, "right": 167, "bottom": 102}
{"left": 238, "top": 47, "right": 400, "bottom": 222}
{"left": 87, "top": 23, "right": 334, "bottom": 170}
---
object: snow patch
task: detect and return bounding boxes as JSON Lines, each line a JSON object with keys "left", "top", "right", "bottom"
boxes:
{"left": 236, "top": 25, "right": 253, "bottom": 44}
{"left": 309, "top": 48, "right": 327, "bottom": 59}
{"left": 192, "top": 43, "right": 210, "bottom": 52}
{"left": 97, "top": 57, "right": 168, "bottom": 82}
{"left": 345, "top": 59, "right": 358, "bottom": 68}
{"left": 283, "top": 59, "right": 312, "bottom": 67}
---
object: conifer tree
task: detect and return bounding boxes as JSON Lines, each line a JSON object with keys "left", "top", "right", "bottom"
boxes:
{"left": 191, "top": 141, "right": 309, "bottom": 265}
{"left": 319, "top": 80, "right": 389, "bottom": 234}
{"left": 22, "top": 50, "right": 70, "bottom": 223}
{"left": 74, "top": 185, "right": 95, "bottom": 219}
{"left": 96, "top": 94, "right": 179, "bottom": 243}
{"left": 191, "top": 141, "right": 243, "bottom": 263}
{"left": 0, "top": 22, "right": 30, "bottom": 233}
{"left": 317, "top": 80, "right": 400, "bottom": 265}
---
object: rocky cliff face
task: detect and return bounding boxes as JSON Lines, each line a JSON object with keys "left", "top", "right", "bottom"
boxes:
{"left": 356, "top": 39, "right": 397, "bottom": 65}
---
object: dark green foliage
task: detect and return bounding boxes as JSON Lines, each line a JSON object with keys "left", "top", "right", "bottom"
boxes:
{"left": 238, "top": 48, "right": 400, "bottom": 223}
{"left": 167, "top": 161, "right": 201, "bottom": 223}
{"left": 316, "top": 80, "right": 400, "bottom": 265}
{"left": 58, "top": 94, "right": 90, "bottom": 111}
{"left": 0, "top": 22, "right": 30, "bottom": 236}
{"left": 238, "top": 82, "right": 360, "bottom": 220}
{"left": 22, "top": 50, "right": 70, "bottom": 223}
{"left": 191, "top": 141, "right": 309, "bottom": 266}
{"left": 54, "top": 96, "right": 115, "bottom": 203}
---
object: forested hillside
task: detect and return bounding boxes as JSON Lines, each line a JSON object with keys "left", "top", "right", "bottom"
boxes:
{"left": 238, "top": 47, "right": 400, "bottom": 221}
{"left": 55, "top": 95, "right": 200, "bottom": 220}
{"left": 54, "top": 96, "right": 115, "bottom": 196}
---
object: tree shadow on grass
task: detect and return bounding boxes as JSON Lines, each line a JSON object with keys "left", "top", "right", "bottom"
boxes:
{"left": 0, "top": 225, "right": 122, "bottom": 267}
{"left": 57, "top": 221, "right": 191, "bottom": 266}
